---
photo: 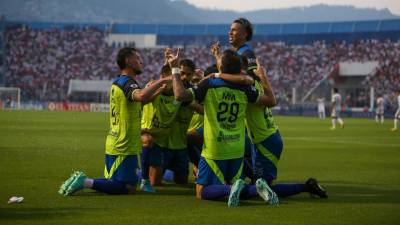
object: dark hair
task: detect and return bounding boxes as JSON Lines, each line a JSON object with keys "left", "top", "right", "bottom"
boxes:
{"left": 204, "top": 64, "right": 219, "bottom": 76}
{"left": 160, "top": 64, "right": 171, "bottom": 75}
{"left": 333, "top": 88, "right": 339, "bottom": 93}
{"left": 220, "top": 49, "right": 242, "bottom": 74}
{"left": 116, "top": 47, "right": 137, "bottom": 70}
{"left": 179, "top": 59, "right": 196, "bottom": 72}
{"left": 233, "top": 18, "right": 253, "bottom": 41}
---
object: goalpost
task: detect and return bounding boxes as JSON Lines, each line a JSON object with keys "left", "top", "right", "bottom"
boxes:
{"left": 0, "top": 87, "right": 21, "bottom": 109}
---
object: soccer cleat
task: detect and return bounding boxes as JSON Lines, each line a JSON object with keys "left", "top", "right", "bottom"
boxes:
{"left": 391, "top": 128, "right": 397, "bottom": 131}
{"left": 59, "top": 171, "right": 86, "bottom": 196}
{"left": 330, "top": 127, "right": 336, "bottom": 130}
{"left": 340, "top": 123, "right": 345, "bottom": 129}
{"left": 140, "top": 179, "right": 156, "bottom": 193}
{"left": 58, "top": 171, "right": 82, "bottom": 195}
{"left": 305, "top": 178, "right": 328, "bottom": 198}
{"left": 256, "top": 178, "right": 279, "bottom": 205}
{"left": 228, "top": 179, "right": 245, "bottom": 207}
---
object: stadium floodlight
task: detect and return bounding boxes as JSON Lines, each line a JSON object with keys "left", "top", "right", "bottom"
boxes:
{"left": 0, "top": 87, "right": 20, "bottom": 110}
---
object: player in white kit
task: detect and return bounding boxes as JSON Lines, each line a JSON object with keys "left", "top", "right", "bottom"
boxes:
{"left": 391, "top": 90, "right": 400, "bottom": 131}
{"left": 317, "top": 97, "right": 325, "bottom": 120}
{"left": 375, "top": 96, "right": 384, "bottom": 124}
{"left": 330, "top": 88, "right": 344, "bottom": 130}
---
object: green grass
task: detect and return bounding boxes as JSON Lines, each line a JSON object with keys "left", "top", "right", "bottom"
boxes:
{"left": 0, "top": 110, "right": 399, "bottom": 225}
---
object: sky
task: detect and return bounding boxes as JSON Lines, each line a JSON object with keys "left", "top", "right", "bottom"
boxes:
{"left": 184, "top": 0, "right": 400, "bottom": 15}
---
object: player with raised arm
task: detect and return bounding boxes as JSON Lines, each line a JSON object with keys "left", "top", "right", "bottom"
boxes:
{"left": 168, "top": 48, "right": 279, "bottom": 207}
{"left": 163, "top": 57, "right": 198, "bottom": 185}
{"left": 217, "top": 17, "right": 328, "bottom": 199}
{"left": 391, "top": 90, "right": 400, "bottom": 131}
{"left": 140, "top": 63, "right": 184, "bottom": 189}
{"left": 140, "top": 64, "right": 179, "bottom": 192}
{"left": 331, "top": 88, "right": 344, "bottom": 130}
{"left": 59, "top": 47, "right": 170, "bottom": 196}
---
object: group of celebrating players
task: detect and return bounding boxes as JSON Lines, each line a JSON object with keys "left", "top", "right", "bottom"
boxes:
{"left": 59, "top": 18, "right": 328, "bottom": 207}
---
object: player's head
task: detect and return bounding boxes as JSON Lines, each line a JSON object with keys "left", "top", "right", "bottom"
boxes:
{"left": 160, "top": 64, "right": 171, "bottom": 78}
{"left": 333, "top": 87, "right": 339, "bottom": 93}
{"left": 229, "top": 18, "right": 253, "bottom": 47}
{"left": 116, "top": 47, "right": 142, "bottom": 75}
{"left": 160, "top": 64, "right": 173, "bottom": 93}
{"left": 179, "top": 59, "right": 196, "bottom": 83}
{"left": 219, "top": 49, "right": 242, "bottom": 74}
{"left": 204, "top": 64, "right": 219, "bottom": 76}
{"left": 191, "top": 68, "right": 204, "bottom": 85}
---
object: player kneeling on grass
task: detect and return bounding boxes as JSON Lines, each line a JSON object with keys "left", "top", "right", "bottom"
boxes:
{"left": 168, "top": 48, "right": 279, "bottom": 207}
{"left": 58, "top": 47, "right": 170, "bottom": 195}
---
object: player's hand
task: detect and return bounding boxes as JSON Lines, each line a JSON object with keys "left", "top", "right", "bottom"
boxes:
{"left": 211, "top": 42, "right": 220, "bottom": 59}
{"left": 159, "top": 83, "right": 168, "bottom": 92}
{"left": 160, "top": 75, "right": 173, "bottom": 83}
{"left": 254, "top": 58, "right": 266, "bottom": 78}
{"left": 165, "top": 48, "right": 180, "bottom": 68}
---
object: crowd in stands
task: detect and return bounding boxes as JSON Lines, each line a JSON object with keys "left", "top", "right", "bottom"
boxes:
{"left": 3, "top": 26, "right": 400, "bottom": 108}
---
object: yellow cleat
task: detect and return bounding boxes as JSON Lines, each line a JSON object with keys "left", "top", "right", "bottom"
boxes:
{"left": 391, "top": 128, "right": 397, "bottom": 131}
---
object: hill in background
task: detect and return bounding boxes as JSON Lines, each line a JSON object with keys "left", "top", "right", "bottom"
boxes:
{"left": 0, "top": 0, "right": 398, "bottom": 24}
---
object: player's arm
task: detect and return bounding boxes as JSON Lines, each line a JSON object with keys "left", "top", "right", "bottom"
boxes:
{"left": 216, "top": 72, "right": 254, "bottom": 85}
{"left": 254, "top": 58, "right": 276, "bottom": 107}
{"left": 132, "top": 77, "right": 171, "bottom": 104}
{"left": 141, "top": 80, "right": 167, "bottom": 104}
{"left": 242, "top": 49, "right": 258, "bottom": 75}
{"left": 165, "top": 48, "right": 194, "bottom": 102}
{"left": 211, "top": 42, "right": 221, "bottom": 66}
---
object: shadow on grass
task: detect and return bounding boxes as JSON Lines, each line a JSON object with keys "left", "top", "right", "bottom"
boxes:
{"left": 0, "top": 207, "right": 95, "bottom": 220}
{"left": 281, "top": 183, "right": 400, "bottom": 204}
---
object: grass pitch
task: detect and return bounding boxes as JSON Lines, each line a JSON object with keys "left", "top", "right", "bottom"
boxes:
{"left": 0, "top": 110, "right": 399, "bottom": 225}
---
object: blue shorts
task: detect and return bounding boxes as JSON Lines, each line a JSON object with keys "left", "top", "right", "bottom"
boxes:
{"left": 148, "top": 143, "right": 163, "bottom": 167}
{"left": 252, "top": 131, "right": 283, "bottom": 183}
{"left": 195, "top": 127, "right": 204, "bottom": 136}
{"left": 104, "top": 154, "right": 139, "bottom": 185}
{"left": 197, "top": 157, "right": 244, "bottom": 186}
{"left": 162, "top": 148, "right": 189, "bottom": 177}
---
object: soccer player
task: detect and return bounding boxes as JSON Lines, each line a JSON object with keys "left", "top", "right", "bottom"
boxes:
{"left": 317, "top": 97, "right": 326, "bottom": 120}
{"left": 58, "top": 47, "right": 170, "bottom": 195}
{"left": 163, "top": 58, "right": 197, "bottom": 185}
{"left": 168, "top": 48, "right": 279, "bottom": 207}
{"left": 330, "top": 88, "right": 344, "bottom": 130}
{"left": 140, "top": 64, "right": 181, "bottom": 190}
{"left": 391, "top": 90, "right": 400, "bottom": 131}
{"left": 186, "top": 68, "right": 205, "bottom": 177}
{"left": 375, "top": 95, "right": 384, "bottom": 124}
{"left": 222, "top": 18, "right": 328, "bottom": 199}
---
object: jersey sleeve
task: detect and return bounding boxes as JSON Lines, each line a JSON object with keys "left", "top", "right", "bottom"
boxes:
{"left": 245, "top": 85, "right": 260, "bottom": 103}
{"left": 190, "top": 79, "right": 209, "bottom": 103}
{"left": 242, "top": 49, "right": 257, "bottom": 74}
{"left": 122, "top": 79, "right": 141, "bottom": 102}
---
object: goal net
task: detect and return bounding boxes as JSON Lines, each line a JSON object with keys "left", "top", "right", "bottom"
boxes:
{"left": 0, "top": 87, "right": 20, "bottom": 110}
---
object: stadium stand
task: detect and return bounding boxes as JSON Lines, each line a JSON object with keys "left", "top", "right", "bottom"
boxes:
{"left": 2, "top": 19, "right": 400, "bottom": 111}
